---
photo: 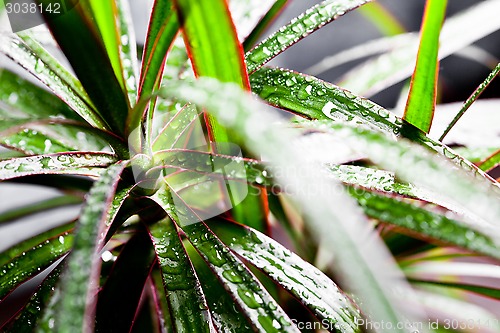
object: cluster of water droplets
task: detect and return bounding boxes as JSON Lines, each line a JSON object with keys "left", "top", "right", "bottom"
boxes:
{"left": 227, "top": 227, "right": 362, "bottom": 332}
{"left": 245, "top": 0, "right": 370, "bottom": 73}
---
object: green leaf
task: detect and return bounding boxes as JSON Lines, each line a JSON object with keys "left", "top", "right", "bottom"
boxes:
{"left": 1, "top": 265, "right": 62, "bottom": 333}
{"left": 412, "top": 280, "right": 500, "bottom": 300}
{"left": 250, "top": 67, "right": 498, "bottom": 191}
{"left": 0, "top": 152, "right": 117, "bottom": 180}
{"left": 88, "top": 0, "right": 139, "bottom": 105}
{"left": 159, "top": 78, "right": 420, "bottom": 331}
{"left": 152, "top": 188, "right": 299, "bottom": 332}
{"left": 0, "top": 68, "right": 80, "bottom": 121}
{"left": 175, "top": 0, "right": 249, "bottom": 88}
{"left": 138, "top": 0, "right": 178, "bottom": 100}
{"left": 149, "top": 268, "right": 173, "bottom": 332}
{"left": 0, "top": 35, "right": 108, "bottom": 131}
{"left": 304, "top": 121, "right": 500, "bottom": 239}
{"left": 35, "top": 0, "right": 131, "bottom": 134}
{"left": 37, "top": 162, "right": 127, "bottom": 333}
{"left": 208, "top": 219, "right": 362, "bottom": 333}
{"left": 245, "top": 0, "right": 370, "bottom": 74}
{"left": 174, "top": 0, "right": 268, "bottom": 231}
{"left": 480, "top": 149, "right": 500, "bottom": 172}
{"left": 17, "top": 32, "right": 95, "bottom": 108}
{"left": 186, "top": 241, "right": 254, "bottom": 332}
{"left": 0, "top": 195, "right": 81, "bottom": 225}
{"left": 403, "top": 0, "right": 447, "bottom": 133}
{"left": 152, "top": 104, "right": 202, "bottom": 151}
{"left": 242, "top": 0, "right": 289, "bottom": 52}
{"left": 340, "top": 0, "right": 500, "bottom": 97}
{"left": 347, "top": 187, "right": 500, "bottom": 259}
{"left": 358, "top": 2, "right": 406, "bottom": 36}
{"left": 95, "top": 228, "right": 156, "bottom": 333}
{"left": 328, "top": 165, "right": 469, "bottom": 217}
{"left": 439, "top": 62, "right": 500, "bottom": 141}
{"left": 0, "top": 223, "right": 73, "bottom": 301}
{"left": 147, "top": 216, "right": 215, "bottom": 332}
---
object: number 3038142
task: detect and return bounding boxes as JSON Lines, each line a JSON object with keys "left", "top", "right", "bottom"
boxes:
{"left": 5, "top": 2, "right": 61, "bottom": 14}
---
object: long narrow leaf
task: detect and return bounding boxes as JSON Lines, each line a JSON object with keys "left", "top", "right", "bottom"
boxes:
{"left": 175, "top": 0, "right": 267, "bottom": 231}
{"left": 304, "top": 121, "right": 500, "bottom": 238}
{"left": 36, "top": 162, "right": 127, "bottom": 332}
{"left": 35, "top": 0, "right": 130, "bottom": 134}
{"left": 403, "top": 0, "right": 447, "bottom": 133}
{"left": 242, "top": 0, "right": 289, "bottom": 52}
{"left": 0, "top": 223, "right": 73, "bottom": 301}
{"left": 348, "top": 188, "right": 500, "bottom": 259}
{"left": 138, "top": 0, "right": 178, "bottom": 100}
{"left": 0, "top": 152, "right": 116, "bottom": 180}
{"left": 0, "top": 195, "right": 81, "bottom": 225}
{"left": 439, "top": 62, "right": 500, "bottom": 141}
{"left": 0, "top": 264, "right": 62, "bottom": 332}
{"left": 340, "top": 0, "right": 500, "bottom": 96}
{"left": 186, "top": 242, "right": 253, "bottom": 332}
{"left": 250, "top": 67, "right": 499, "bottom": 190}
{"left": 0, "top": 35, "right": 108, "bottom": 130}
{"left": 245, "top": 0, "right": 370, "bottom": 74}
{"left": 208, "top": 219, "right": 361, "bottom": 333}
{"left": 147, "top": 216, "right": 215, "bottom": 332}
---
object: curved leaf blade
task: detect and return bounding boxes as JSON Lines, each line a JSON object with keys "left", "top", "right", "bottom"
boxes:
{"left": 208, "top": 219, "right": 362, "bottom": 333}
{"left": 0, "top": 265, "right": 62, "bottom": 332}
{"left": 403, "top": 0, "right": 447, "bottom": 133}
{"left": 0, "top": 35, "right": 108, "bottom": 131}
{"left": 0, "top": 223, "right": 73, "bottom": 301}
{"left": 250, "top": 67, "right": 499, "bottom": 190}
{"left": 348, "top": 188, "right": 500, "bottom": 259}
{"left": 37, "top": 162, "right": 127, "bottom": 333}
{"left": 0, "top": 152, "right": 116, "bottom": 180}
{"left": 439, "top": 62, "right": 500, "bottom": 141}
{"left": 0, "top": 195, "right": 81, "bottom": 226}
{"left": 35, "top": 0, "right": 131, "bottom": 134}
{"left": 139, "top": 0, "right": 178, "bottom": 100}
{"left": 147, "top": 216, "right": 215, "bottom": 332}
{"left": 245, "top": 0, "right": 370, "bottom": 74}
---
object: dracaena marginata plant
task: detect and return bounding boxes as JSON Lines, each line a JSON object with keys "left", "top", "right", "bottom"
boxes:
{"left": 1, "top": 0, "right": 500, "bottom": 332}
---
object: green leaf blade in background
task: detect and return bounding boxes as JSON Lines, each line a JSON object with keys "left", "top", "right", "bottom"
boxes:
{"left": 138, "top": 0, "right": 178, "bottom": 100}
{"left": 37, "top": 162, "right": 127, "bottom": 333}
{"left": 35, "top": 0, "right": 131, "bottom": 135}
{"left": 0, "top": 265, "right": 62, "bottom": 332}
{"left": 403, "top": 0, "right": 447, "bottom": 133}
{"left": 245, "top": 0, "right": 371, "bottom": 74}
{"left": 339, "top": 0, "right": 500, "bottom": 97}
